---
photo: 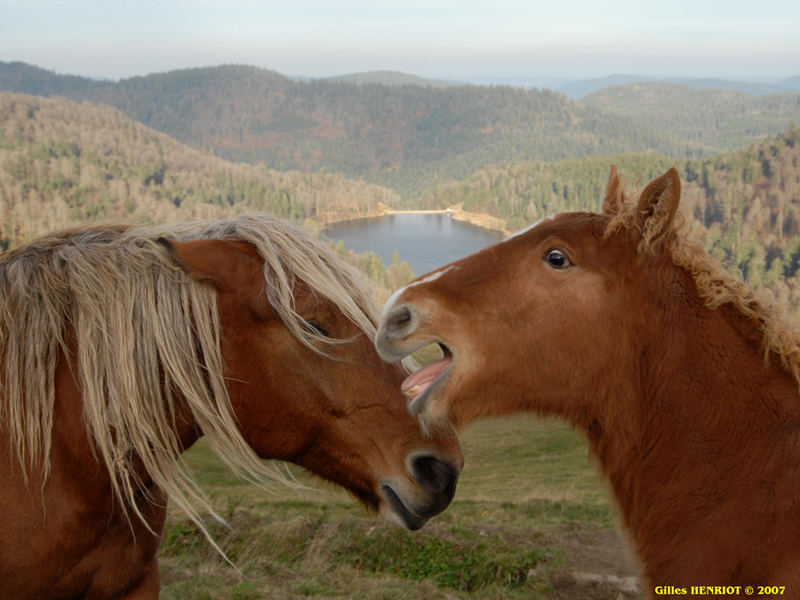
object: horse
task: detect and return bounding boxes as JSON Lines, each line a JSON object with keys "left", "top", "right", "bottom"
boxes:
{"left": 375, "top": 167, "right": 800, "bottom": 595}
{"left": 0, "top": 213, "right": 462, "bottom": 600}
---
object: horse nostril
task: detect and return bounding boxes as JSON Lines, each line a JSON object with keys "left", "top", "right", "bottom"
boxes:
{"left": 384, "top": 304, "right": 417, "bottom": 339}
{"left": 411, "top": 455, "right": 459, "bottom": 496}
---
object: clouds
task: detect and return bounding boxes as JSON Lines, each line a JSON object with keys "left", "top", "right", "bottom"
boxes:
{"left": 1, "top": 0, "right": 798, "bottom": 80}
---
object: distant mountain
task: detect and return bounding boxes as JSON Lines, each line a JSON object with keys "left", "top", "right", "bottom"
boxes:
{"left": 559, "top": 74, "right": 800, "bottom": 98}
{"left": 0, "top": 61, "right": 114, "bottom": 96}
{"left": 557, "top": 75, "right": 651, "bottom": 99}
{"left": 777, "top": 76, "right": 800, "bottom": 91}
{"left": 580, "top": 82, "right": 800, "bottom": 152}
{"left": 322, "top": 71, "right": 459, "bottom": 88}
{"left": 0, "top": 62, "right": 688, "bottom": 196}
{"left": 458, "top": 75, "right": 570, "bottom": 89}
{"left": 4, "top": 62, "right": 799, "bottom": 199}
{"left": 665, "top": 77, "right": 799, "bottom": 96}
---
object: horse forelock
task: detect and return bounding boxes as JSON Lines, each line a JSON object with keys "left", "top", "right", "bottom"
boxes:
{"left": 0, "top": 213, "right": 378, "bottom": 541}
{"left": 178, "top": 213, "right": 380, "bottom": 351}
{"left": 603, "top": 188, "right": 800, "bottom": 391}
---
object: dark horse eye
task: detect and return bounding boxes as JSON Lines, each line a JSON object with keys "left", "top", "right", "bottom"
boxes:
{"left": 543, "top": 249, "right": 570, "bottom": 269}
{"left": 305, "top": 320, "right": 330, "bottom": 337}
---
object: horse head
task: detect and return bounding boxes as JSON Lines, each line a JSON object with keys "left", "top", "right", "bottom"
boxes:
{"left": 163, "top": 236, "right": 462, "bottom": 529}
{"left": 374, "top": 167, "right": 683, "bottom": 428}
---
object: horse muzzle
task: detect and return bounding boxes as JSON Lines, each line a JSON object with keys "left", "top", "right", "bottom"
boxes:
{"left": 379, "top": 450, "right": 460, "bottom": 530}
{"left": 376, "top": 302, "right": 458, "bottom": 422}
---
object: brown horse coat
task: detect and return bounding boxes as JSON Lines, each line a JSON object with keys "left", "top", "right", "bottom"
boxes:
{"left": 376, "top": 168, "right": 800, "bottom": 594}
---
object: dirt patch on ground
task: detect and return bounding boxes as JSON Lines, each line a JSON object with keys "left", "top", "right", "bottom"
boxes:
{"left": 551, "top": 527, "right": 645, "bottom": 600}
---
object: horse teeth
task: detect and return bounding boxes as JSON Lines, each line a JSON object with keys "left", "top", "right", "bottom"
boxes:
{"left": 405, "top": 385, "right": 420, "bottom": 398}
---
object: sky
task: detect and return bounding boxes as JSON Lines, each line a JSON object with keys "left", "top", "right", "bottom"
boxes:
{"left": 1, "top": 0, "right": 799, "bottom": 84}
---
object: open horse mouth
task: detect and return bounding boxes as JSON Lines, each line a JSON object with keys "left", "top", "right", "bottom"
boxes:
{"left": 400, "top": 345, "right": 454, "bottom": 416}
{"left": 375, "top": 302, "right": 458, "bottom": 420}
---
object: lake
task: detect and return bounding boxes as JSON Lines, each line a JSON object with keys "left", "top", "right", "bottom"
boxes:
{"left": 323, "top": 212, "right": 504, "bottom": 275}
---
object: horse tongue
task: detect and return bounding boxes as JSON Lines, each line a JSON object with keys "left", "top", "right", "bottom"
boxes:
{"left": 401, "top": 356, "right": 453, "bottom": 400}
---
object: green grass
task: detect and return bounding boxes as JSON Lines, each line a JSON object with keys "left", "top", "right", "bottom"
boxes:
{"left": 159, "top": 415, "right": 622, "bottom": 599}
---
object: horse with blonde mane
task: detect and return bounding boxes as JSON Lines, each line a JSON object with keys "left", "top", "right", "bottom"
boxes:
{"left": 376, "top": 167, "right": 800, "bottom": 595}
{"left": 0, "top": 213, "right": 462, "bottom": 600}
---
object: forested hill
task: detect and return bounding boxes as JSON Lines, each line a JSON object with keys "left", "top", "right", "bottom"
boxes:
{"left": 2, "top": 87, "right": 800, "bottom": 313}
{"left": 0, "top": 92, "right": 398, "bottom": 247}
{"left": 0, "top": 62, "right": 697, "bottom": 195}
{"left": 422, "top": 126, "right": 800, "bottom": 315}
{"left": 322, "top": 71, "right": 458, "bottom": 88}
{"left": 581, "top": 82, "right": 800, "bottom": 153}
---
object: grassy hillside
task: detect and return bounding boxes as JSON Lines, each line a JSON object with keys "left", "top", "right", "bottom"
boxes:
{"left": 159, "top": 415, "right": 640, "bottom": 600}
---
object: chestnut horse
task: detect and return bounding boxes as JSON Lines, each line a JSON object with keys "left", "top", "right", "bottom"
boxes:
{"left": 376, "top": 167, "right": 800, "bottom": 594}
{"left": 0, "top": 214, "right": 461, "bottom": 600}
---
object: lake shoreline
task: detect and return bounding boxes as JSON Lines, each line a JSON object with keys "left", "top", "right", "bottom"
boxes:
{"left": 442, "top": 205, "right": 511, "bottom": 236}
{"left": 322, "top": 204, "right": 511, "bottom": 236}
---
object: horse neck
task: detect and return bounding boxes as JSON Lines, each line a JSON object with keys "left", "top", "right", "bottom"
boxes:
{"left": 54, "top": 340, "right": 202, "bottom": 487}
{"left": 592, "top": 287, "right": 800, "bottom": 582}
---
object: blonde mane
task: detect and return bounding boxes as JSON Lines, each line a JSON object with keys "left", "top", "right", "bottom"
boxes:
{"left": 606, "top": 187, "right": 800, "bottom": 388}
{"left": 0, "top": 213, "right": 379, "bottom": 534}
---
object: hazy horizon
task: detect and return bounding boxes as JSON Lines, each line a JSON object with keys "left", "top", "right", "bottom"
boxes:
{"left": 2, "top": 0, "right": 798, "bottom": 85}
{"left": 5, "top": 61, "right": 799, "bottom": 90}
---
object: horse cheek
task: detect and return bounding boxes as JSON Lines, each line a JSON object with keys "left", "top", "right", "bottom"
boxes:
{"left": 223, "top": 324, "right": 310, "bottom": 460}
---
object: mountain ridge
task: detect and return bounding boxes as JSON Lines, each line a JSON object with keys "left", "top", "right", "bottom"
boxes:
{"left": 558, "top": 74, "right": 800, "bottom": 99}
{"left": 0, "top": 62, "right": 704, "bottom": 196}
{"left": 322, "top": 71, "right": 459, "bottom": 88}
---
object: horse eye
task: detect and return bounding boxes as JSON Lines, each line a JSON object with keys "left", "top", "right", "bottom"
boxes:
{"left": 305, "top": 320, "right": 330, "bottom": 337}
{"left": 543, "top": 249, "right": 571, "bottom": 269}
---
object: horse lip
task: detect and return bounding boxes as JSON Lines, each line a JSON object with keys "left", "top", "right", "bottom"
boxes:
{"left": 376, "top": 334, "right": 427, "bottom": 363}
{"left": 380, "top": 483, "right": 428, "bottom": 530}
{"left": 406, "top": 344, "right": 454, "bottom": 417}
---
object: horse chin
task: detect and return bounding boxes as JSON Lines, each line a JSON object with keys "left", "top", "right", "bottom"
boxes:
{"left": 379, "top": 484, "right": 429, "bottom": 530}
{"left": 407, "top": 376, "right": 451, "bottom": 423}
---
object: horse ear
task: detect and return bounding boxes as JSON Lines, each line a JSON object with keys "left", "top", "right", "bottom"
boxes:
{"left": 634, "top": 167, "right": 681, "bottom": 251}
{"left": 158, "top": 238, "right": 262, "bottom": 292}
{"left": 602, "top": 164, "right": 626, "bottom": 215}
